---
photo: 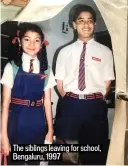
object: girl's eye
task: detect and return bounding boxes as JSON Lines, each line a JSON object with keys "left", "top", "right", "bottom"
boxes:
{"left": 24, "top": 38, "right": 29, "bottom": 41}
{"left": 36, "top": 40, "right": 40, "bottom": 42}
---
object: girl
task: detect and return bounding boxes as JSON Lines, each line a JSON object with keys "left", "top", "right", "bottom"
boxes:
{"left": 1, "top": 22, "right": 56, "bottom": 164}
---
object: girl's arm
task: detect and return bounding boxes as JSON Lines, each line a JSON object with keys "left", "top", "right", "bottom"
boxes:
{"left": 44, "top": 88, "right": 53, "bottom": 142}
{"left": 2, "top": 85, "right": 11, "bottom": 155}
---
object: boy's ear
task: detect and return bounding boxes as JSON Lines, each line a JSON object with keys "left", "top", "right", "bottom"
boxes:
{"left": 72, "top": 22, "right": 76, "bottom": 30}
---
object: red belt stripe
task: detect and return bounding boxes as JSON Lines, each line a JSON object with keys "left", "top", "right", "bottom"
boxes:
{"left": 66, "top": 92, "right": 103, "bottom": 100}
{"left": 11, "top": 98, "right": 42, "bottom": 107}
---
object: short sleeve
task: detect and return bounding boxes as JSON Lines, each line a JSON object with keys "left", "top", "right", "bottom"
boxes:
{"left": 104, "top": 49, "right": 115, "bottom": 81}
{"left": 55, "top": 49, "right": 66, "bottom": 80}
{"left": 44, "top": 68, "right": 56, "bottom": 91}
{"left": 0, "top": 63, "right": 14, "bottom": 88}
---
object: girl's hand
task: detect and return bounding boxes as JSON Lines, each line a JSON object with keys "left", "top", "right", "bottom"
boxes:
{"left": 1, "top": 135, "right": 11, "bottom": 156}
{"left": 45, "top": 130, "right": 53, "bottom": 143}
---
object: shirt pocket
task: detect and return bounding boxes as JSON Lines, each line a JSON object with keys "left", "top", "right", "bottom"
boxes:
{"left": 90, "top": 56, "right": 103, "bottom": 69}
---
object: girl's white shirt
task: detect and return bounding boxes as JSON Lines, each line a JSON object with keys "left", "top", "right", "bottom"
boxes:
{"left": 1, "top": 52, "right": 56, "bottom": 90}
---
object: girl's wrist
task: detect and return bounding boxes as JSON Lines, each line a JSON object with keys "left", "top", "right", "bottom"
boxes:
{"left": 48, "top": 128, "right": 54, "bottom": 133}
{"left": 2, "top": 133, "right": 8, "bottom": 139}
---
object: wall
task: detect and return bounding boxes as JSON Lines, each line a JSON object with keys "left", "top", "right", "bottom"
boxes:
{"left": 1, "top": 3, "right": 22, "bottom": 23}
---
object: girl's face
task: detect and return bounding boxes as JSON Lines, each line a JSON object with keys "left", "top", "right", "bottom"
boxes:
{"left": 21, "top": 30, "right": 42, "bottom": 57}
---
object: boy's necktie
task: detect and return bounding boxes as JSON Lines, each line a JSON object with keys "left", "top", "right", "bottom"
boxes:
{"left": 78, "top": 42, "right": 86, "bottom": 91}
{"left": 29, "top": 59, "right": 34, "bottom": 73}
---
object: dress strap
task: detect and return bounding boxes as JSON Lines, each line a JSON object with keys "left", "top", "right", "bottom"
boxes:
{"left": 11, "top": 61, "right": 19, "bottom": 81}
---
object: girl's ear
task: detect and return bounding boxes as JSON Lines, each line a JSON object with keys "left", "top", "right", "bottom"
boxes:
{"left": 18, "top": 38, "right": 21, "bottom": 46}
{"left": 41, "top": 41, "right": 44, "bottom": 46}
{"left": 40, "top": 42, "right": 43, "bottom": 49}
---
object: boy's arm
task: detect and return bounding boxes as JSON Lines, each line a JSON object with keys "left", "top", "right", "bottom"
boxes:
{"left": 104, "top": 48, "right": 115, "bottom": 98}
{"left": 104, "top": 80, "right": 111, "bottom": 98}
{"left": 57, "top": 80, "right": 66, "bottom": 97}
{"left": 55, "top": 49, "right": 66, "bottom": 96}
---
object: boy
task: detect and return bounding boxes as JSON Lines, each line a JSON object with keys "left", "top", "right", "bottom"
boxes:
{"left": 55, "top": 4, "right": 115, "bottom": 165}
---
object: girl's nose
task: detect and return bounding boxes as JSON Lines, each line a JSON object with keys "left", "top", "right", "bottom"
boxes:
{"left": 29, "top": 41, "right": 35, "bottom": 47}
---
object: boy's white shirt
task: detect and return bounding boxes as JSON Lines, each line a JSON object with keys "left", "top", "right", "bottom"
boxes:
{"left": 55, "top": 38, "right": 115, "bottom": 95}
{"left": 1, "top": 52, "right": 56, "bottom": 90}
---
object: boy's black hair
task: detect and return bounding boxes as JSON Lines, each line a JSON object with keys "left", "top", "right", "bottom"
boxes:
{"left": 8, "top": 22, "right": 48, "bottom": 72}
{"left": 69, "top": 4, "right": 96, "bottom": 28}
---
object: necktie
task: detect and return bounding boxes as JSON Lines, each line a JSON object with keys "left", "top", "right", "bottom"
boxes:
{"left": 78, "top": 42, "right": 86, "bottom": 91}
{"left": 29, "top": 59, "right": 34, "bottom": 73}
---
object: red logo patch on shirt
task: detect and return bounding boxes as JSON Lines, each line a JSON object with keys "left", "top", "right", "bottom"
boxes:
{"left": 92, "top": 57, "right": 101, "bottom": 62}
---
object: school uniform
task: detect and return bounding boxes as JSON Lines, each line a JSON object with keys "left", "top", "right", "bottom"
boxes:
{"left": 54, "top": 38, "right": 115, "bottom": 164}
{"left": 1, "top": 53, "right": 56, "bottom": 164}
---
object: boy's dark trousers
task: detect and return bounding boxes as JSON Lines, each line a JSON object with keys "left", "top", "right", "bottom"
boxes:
{"left": 54, "top": 95, "right": 109, "bottom": 165}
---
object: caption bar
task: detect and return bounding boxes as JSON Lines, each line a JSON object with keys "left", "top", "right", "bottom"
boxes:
{"left": 11, "top": 144, "right": 102, "bottom": 162}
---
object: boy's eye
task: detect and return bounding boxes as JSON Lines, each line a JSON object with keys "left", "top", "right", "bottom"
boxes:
{"left": 77, "top": 19, "right": 94, "bottom": 25}
{"left": 79, "top": 20, "right": 84, "bottom": 23}
{"left": 88, "top": 20, "right": 94, "bottom": 24}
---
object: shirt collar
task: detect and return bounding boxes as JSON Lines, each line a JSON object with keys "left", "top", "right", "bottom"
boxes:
{"left": 77, "top": 38, "right": 94, "bottom": 44}
{"left": 22, "top": 52, "right": 38, "bottom": 62}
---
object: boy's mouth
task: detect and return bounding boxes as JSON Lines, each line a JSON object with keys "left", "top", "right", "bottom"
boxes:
{"left": 82, "top": 28, "right": 90, "bottom": 31}
{"left": 27, "top": 48, "right": 35, "bottom": 51}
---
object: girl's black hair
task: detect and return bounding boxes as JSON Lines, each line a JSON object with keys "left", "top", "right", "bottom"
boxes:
{"left": 8, "top": 22, "right": 48, "bottom": 72}
{"left": 69, "top": 4, "right": 96, "bottom": 28}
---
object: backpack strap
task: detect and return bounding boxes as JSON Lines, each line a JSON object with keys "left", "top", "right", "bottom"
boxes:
{"left": 44, "top": 65, "right": 51, "bottom": 89}
{"left": 10, "top": 61, "right": 19, "bottom": 81}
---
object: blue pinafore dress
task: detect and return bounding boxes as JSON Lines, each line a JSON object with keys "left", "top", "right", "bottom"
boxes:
{"left": 8, "top": 65, "right": 47, "bottom": 144}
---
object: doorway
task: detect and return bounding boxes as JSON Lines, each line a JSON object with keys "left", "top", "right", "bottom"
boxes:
{"left": 0, "top": 0, "right": 127, "bottom": 164}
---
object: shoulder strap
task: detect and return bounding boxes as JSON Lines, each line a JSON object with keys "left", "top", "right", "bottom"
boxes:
{"left": 44, "top": 65, "right": 51, "bottom": 89}
{"left": 10, "top": 61, "right": 19, "bottom": 81}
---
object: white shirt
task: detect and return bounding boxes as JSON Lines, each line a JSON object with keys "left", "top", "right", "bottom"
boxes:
{"left": 1, "top": 53, "right": 56, "bottom": 91}
{"left": 55, "top": 38, "right": 115, "bottom": 95}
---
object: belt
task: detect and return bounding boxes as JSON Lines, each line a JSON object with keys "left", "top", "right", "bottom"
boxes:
{"left": 66, "top": 92, "right": 103, "bottom": 100}
{"left": 11, "top": 98, "right": 42, "bottom": 107}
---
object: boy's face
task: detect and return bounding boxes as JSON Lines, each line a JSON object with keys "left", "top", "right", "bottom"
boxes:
{"left": 73, "top": 11, "right": 95, "bottom": 40}
{"left": 21, "top": 31, "right": 42, "bottom": 57}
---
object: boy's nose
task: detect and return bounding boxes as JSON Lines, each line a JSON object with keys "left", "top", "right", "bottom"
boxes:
{"left": 83, "top": 22, "right": 90, "bottom": 29}
{"left": 83, "top": 21, "right": 89, "bottom": 26}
